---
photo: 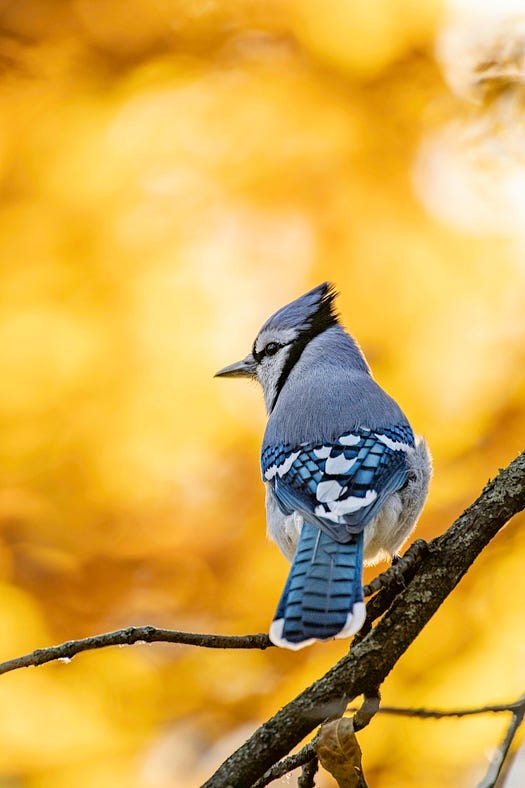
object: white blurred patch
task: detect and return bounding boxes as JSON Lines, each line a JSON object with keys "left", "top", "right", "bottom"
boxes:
{"left": 503, "top": 738, "right": 525, "bottom": 787}
{"left": 415, "top": 8, "right": 525, "bottom": 240}
{"left": 438, "top": 9, "right": 525, "bottom": 102}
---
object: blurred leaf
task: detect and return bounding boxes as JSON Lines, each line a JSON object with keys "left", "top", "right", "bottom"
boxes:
{"left": 317, "top": 717, "right": 368, "bottom": 788}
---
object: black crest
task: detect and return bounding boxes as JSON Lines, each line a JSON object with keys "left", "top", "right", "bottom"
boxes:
{"left": 270, "top": 282, "right": 340, "bottom": 410}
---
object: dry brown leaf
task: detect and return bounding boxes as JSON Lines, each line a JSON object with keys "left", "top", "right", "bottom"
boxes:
{"left": 316, "top": 717, "right": 368, "bottom": 788}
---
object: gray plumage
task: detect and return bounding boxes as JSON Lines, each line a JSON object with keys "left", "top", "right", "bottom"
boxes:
{"left": 216, "top": 282, "right": 431, "bottom": 650}
{"left": 264, "top": 326, "right": 407, "bottom": 446}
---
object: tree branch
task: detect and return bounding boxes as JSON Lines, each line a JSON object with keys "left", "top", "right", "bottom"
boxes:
{"left": 0, "top": 453, "right": 523, "bottom": 788}
{"left": 203, "top": 450, "right": 525, "bottom": 787}
{"left": 0, "top": 628, "right": 273, "bottom": 676}
{"left": 298, "top": 757, "right": 319, "bottom": 787}
{"left": 363, "top": 697, "right": 525, "bottom": 719}
{"left": 246, "top": 695, "right": 525, "bottom": 788}
{"left": 251, "top": 741, "right": 318, "bottom": 788}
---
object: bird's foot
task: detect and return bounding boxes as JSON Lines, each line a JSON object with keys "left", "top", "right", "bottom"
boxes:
{"left": 363, "top": 539, "right": 429, "bottom": 598}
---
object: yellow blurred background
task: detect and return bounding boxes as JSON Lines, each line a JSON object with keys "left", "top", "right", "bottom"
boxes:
{"left": 0, "top": 0, "right": 524, "bottom": 785}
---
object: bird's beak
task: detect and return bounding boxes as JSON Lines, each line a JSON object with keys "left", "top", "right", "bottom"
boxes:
{"left": 214, "top": 354, "right": 257, "bottom": 379}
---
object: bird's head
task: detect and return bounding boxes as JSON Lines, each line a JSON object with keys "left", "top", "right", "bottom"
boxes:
{"left": 215, "top": 282, "right": 339, "bottom": 411}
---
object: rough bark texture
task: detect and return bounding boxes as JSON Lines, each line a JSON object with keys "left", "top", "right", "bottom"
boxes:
{"left": 203, "top": 450, "right": 525, "bottom": 787}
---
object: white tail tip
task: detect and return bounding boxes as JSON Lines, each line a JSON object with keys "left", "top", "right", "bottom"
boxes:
{"left": 269, "top": 619, "right": 317, "bottom": 650}
{"left": 269, "top": 601, "right": 367, "bottom": 650}
{"left": 334, "top": 601, "right": 367, "bottom": 639}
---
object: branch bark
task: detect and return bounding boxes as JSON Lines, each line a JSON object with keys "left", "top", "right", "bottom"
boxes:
{"left": 0, "top": 629, "right": 272, "bottom": 676}
{"left": 203, "top": 450, "right": 525, "bottom": 787}
{"left": 246, "top": 694, "right": 525, "bottom": 788}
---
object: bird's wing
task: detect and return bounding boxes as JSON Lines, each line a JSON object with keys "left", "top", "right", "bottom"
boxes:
{"left": 261, "top": 426, "right": 414, "bottom": 542}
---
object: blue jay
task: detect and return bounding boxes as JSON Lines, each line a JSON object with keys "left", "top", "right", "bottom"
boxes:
{"left": 215, "top": 283, "right": 431, "bottom": 650}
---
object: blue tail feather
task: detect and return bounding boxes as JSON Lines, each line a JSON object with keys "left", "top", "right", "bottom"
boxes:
{"left": 269, "top": 522, "right": 366, "bottom": 650}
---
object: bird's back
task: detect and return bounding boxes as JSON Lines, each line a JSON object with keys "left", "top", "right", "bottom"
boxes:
{"left": 263, "top": 326, "right": 409, "bottom": 448}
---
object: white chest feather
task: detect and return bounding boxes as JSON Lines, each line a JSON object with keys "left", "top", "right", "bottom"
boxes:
{"left": 265, "top": 485, "right": 303, "bottom": 562}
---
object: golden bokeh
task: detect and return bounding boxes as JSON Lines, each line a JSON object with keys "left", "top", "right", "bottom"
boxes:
{"left": 0, "top": 1, "right": 523, "bottom": 785}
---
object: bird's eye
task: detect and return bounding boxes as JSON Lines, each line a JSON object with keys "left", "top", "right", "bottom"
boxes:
{"left": 264, "top": 342, "right": 280, "bottom": 356}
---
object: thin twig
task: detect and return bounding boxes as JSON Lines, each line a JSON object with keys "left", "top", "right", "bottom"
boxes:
{"left": 0, "top": 534, "right": 427, "bottom": 677}
{"left": 298, "top": 756, "right": 318, "bottom": 787}
{"left": 0, "top": 627, "right": 273, "bottom": 676}
{"left": 346, "top": 696, "right": 525, "bottom": 719}
{"left": 251, "top": 742, "right": 317, "bottom": 788}
{"left": 353, "top": 690, "right": 381, "bottom": 731}
{"left": 0, "top": 509, "right": 428, "bottom": 679}
{"left": 478, "top": 694, "right": 525, "bottom": 788}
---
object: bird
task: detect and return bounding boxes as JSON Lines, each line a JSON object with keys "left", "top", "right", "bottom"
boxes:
{"left": 215, "top": 282, "right": 431, "bottom": 650}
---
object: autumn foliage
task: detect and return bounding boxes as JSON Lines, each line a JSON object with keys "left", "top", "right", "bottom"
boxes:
{"left": 0, "top": 1, "right": 524, "bottom": 786}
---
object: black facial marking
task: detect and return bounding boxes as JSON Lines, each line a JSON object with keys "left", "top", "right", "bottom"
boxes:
{"left": 253, "top": 341, "right": 285, "bottom": 363}
{"left": 265, "top": 341, "right": 280, "bottom": 356}
{"left": 270, "top": 282, "right": 339, "bottom": 411}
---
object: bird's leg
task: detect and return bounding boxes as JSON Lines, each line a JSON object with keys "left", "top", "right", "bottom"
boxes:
{"left": 385, "top": 539, "right": 428, "bottom": 588}
{"left": 399, "top": 537, "right": 429, "bottom": 570}
{"left": 363, "top": 538, "right": 429, "bottom": 598}
{"left": 389, "top": 538, "right": 430, "bottom": 587}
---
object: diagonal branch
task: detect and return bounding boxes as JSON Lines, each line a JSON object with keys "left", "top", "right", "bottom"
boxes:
{"left": 203, "top": 450, "right": 525, "bottom": 787}
{"left": 244, "top": 695, "right": 525, "bottom": 788}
